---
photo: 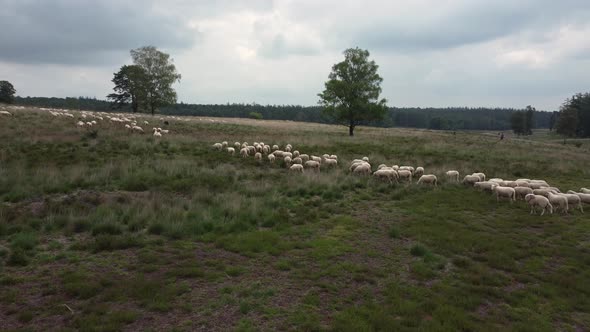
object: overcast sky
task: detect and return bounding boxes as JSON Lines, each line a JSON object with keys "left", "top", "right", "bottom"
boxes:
{"left": 2, "top": 0, "right": 590, "bottom": 110}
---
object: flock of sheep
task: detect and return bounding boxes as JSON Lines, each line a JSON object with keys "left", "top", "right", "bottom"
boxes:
{"left": 71, "top": 110, "right": 173, "bottom": 137}
{"left": 214, "top": 140, "right": 589, "bottom": 216}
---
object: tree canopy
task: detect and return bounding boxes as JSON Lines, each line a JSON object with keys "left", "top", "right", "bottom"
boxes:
{"left": 107, "top": 65, "right": 146, "bottom": 113}
{"left": 318, "top": 47, "right": 387, "bottom": 136}
{"left": 510, "top": 105, "right": 535, "bottom": 136}
{"left": 0, "top": 80, "right": 16, "bottom": 104}
{"left": 130, "top": 46, "right": 181, "bottom": 115}
{"left": 556, "top": 92, "right": 590, "bottom": 139}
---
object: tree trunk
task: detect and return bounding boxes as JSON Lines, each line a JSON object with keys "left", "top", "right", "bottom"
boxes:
{"left": 349, "top": 124, "right": 354, "bottom": 136}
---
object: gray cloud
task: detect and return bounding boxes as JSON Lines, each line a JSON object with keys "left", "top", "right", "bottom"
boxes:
{"left": 0, "top": 0, "right": 198, "bottom": 65}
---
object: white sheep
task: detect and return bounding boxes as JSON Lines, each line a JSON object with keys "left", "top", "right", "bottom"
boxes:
{"left": 362, "top": 156, "right": 369, "bottom": 162}
{"left": 263, "top": 145, "right": 271, "bottom": 155}
{"left": 417, "top": 174, "right": 437, "bottom": 186}
{"left": 304, "top": 160, "right": 321, "bottom": 172}
{"left": 213, "top": 143, "right": 223, "bottom": 151}
{"left": 293, "top": 150, "right": 300, "bottom": 158}
{"left": 556, "top": 192, "right": 584, "bottom": 213}
{"left": 227, "top": 147, "right": 235, "bottom": 155}
{"left": 292, "top": 157, "right": 302, "bottom": 165}
{"left": 254, "top": 152, "right": 262, "bottom": 160}
{"left": 153, "top": 130, "right": 162, "bottom": 137}
{"left": 240, "top": 147, "right": 249, "bottom": 158}
{"left": 474, "top": 181, "right": 495, "bottom": 192}
{"left": 525, "top": 194, "right": 553, "bottom": 215}
{"left": 272, "top": 145, "right": 279, "bottom": 151}
{"left": 144, "top": 120, "right": 149, "bottom": 125}
{"left": 397, "top": 169, "right": 412, "bottom": 183}
{"left": 311, "top": 156, "right": 322, "bottom": 163}
{"left": 529, "top": 183, "right": 547, "bottom": 190}
{"left": 392, "top": 165, "right": 399, "bottom": 171}
{"left": 289, "top": 164, "right": 304, "bottom": 173}
{"left": 248, "top": 146, "right": 256, "bottom": 155}
{"left": 515, "top": 181, "right": 530, "bottom": 188}
{"left": 492, "top": 185, "right": 515, "bottom": 203}
{"left": 283, "top": 152, "right": 293, "bottom": 159}
{"left": 446, "top": 170, "right": 460, "bottom": 182}
{"left": 268, "top": 154, "right": 276, "bottom": 163}
{"left": 377, "top": 164, "right": 388, "bottom": 170}
{"left": 234, "top": 142, "right": 241, "bottom": 149}
{"left": 349, "top": 161, "right": 369, "bottom": 172}
{"left": 462, "top": 175, "right": 480, "bottom": 186}
{"left": 132, "top": 125, "right": 143, "bottom": 133}
{"left": 330, "top": 155, "right": 338, "bottom": 160}
{"left": 323, "top": 158, "right": 338, "bottom": 168}
{"left": 532, "top": 188, "right": 552, "bottom": 197}
{"left": 547, "top": 192, "right": 568, "bottom": 214}
{"left": 284, "top": 156, "right": 292, "bottom": 167}
{"left": 472, "top": 172, "right": 486, "bottom": 182}
{"left": 76, "top": 121, "right": 85, "bottom": 127}
{"left": 0, "top": 110, "right": 13, "bottom": 116}
{"left": 373, "top": 169, "right": 397, "bottom": 184}
{"left": 299, "top": 154, "right": 310, "bottom": 162}
{"left": 353, "top": 163, "right": 371, "bottom": 176}
{"left": 221, "top": 141, "right": 228, "bottom": 149}
{"left": 415, "top": 167, "right": 425, "bottom": 178}
{"left": 514, "top": 186, "right": 533, "bottom": 200}
{"left": 581, "top": 188, "right": 590, "bottom": 194}
{"left": 574, "top": 193, "right": 590, "bottom": 204}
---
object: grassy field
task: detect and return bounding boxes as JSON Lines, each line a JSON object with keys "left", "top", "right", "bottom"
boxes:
{"left": 1, "top": 106, "right": 589, "bottom": 331}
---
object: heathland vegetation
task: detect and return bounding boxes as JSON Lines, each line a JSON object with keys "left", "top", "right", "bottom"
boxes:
{"left": 1, "top": 105, "right": 589, "bottom": 330}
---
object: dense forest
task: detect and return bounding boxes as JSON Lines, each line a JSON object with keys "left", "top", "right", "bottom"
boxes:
{"left": 14, "top": 96, "right": 553, "bottom": 130}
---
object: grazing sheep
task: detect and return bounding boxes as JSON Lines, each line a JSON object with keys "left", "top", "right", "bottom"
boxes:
{"left": 132, "top": 126, "right": 144, "bottom": 133}
{"left": 574, "top": 193, "right": 590, "bottom": 204}
{"left": 240, "top": 147, "right": 249, "bottom": 158}
{"left": 392, "top": 165, "right": 400, "bottom": 171}
{"left": 362, "top": 156, "right": 369, "bottom": 162}
{"left": 144, "top": 120, "right": 149, "bottom": 125}
{"left": 525, "top": 194, "right": 553, "bottom": 215}
{"left": 268, "top": 154, "right": 276, "bottom": 163}
{"left": 415, "top": 167, "right": 424, "bottom": 177}
{"left": 227, "top": 147, "right": 235, "bottom": 155}
{"left": 322, "top": 154, "right": 330, "bottom": 159}
{"left": 330, "top": 155, "right": 338, "bottom": 160}
{"left": 503, "top": 181, "right": 518, "bottom": 188}
{"left": 353, "top": 163, "right": 371, "bottom": 176}
{"left": 273, "top": 150, "right": 284, "bottom": 157}
{"left": 76, "top": 121, "right": 85, "bottom": 127}
{"left": 377, "top": 164, "right": 388, "bottom": 170}
{"left": 474, "top": 181, "right": 495, "bottom": 192}
{"left": 293, "top": 150, "right": 300, "bottom": 158}
{"left": 514, "top": 186, "right": 534, "bottom": 200}
{"left": 292, "top": 157, "right": 303, "bottom": 165}
{"left": 0, "top": 110, "right": 13, "bottom": 116}
{"left": 304, "top": 160, "right": 321, "bottom": 172}
{"left": 446, "top": 170, "right": 460, "bottom": 182}
{"left": 248, "top": 146, "right": 256, "bottom": 155}
{"left": 556, "top": 192, "right": 584, "bottom": 213}
{"left": 232, "top": 142, "right": 240, "bottom": 149}
{"left": 349, "top": 161, "right": 369, "bottom": 172}
{"left": 285, "top": 146, "right": 292, "bottom": 152}
{"left": 399, "top": 166, "right": 415, "bottom": 174}
{"left": 299, "top": 154, "right": 310, "bottom": 163}
{"left": 397, "top": 169, "right": 413, "bottom": 183}
{"left": 489, "top": 178, "right": 504, "bottom": 183}
{"left": 213, "top": 143, "right": 223, "bottom": 151}
{"left": 417, "top": 174, "right": 437, "bottom": 186}
{"left": 263, "top": 145, "right": 271, "bottom": 154}
{"left": 515, "top": 181, "right": 530, "bottom": 188}
{"left": 289, "top": 164, "right": 304, "bottom": 173}
{"left": 373, "top": 169, "right": 397, "bottom": 184}
{"left": 472, "top": 172, "right": 486, "bottom": 182}
{"left": 283, "top": 152, "right": 293, "bottom": 159}
{"left": 529, "top": 183, "right": 547, "bottom": 190}
{"left": 492, "top": 185, "right": 516, "bottom": 203}
{"left": 541, "top": 186, "right": 561, "bottom": 193}
{"left": 532, "top": 188, "right": 552, "bottom": 197}
{"left": 254, "top": 152, "right": 262, "bottom": 160}
{"left": 581, "top": 188, "right": 590, "bottom": 193}
{"left": 462, "top": 175, "right": 480, "bottom": 186}
{"left": 153, "top": 130, "right": 162, "bottom": 137}
{"left": 272, "top": 145, "right": 279, "bottom": 151}
{"left": 547, "top": 192, "right": 568, "bottom": 214}
{"left": 323, "top": 158, "right": 338, "bottom": 168}
{"left": 311, "top": 156, "right": 322, "bottom": 163}
{"left": 284, "top": 156, "right": 292, "bottom": 167}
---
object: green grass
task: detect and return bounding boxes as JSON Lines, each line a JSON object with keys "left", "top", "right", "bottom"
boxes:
{"left": 0, "top": 107, "right": 589, "bottom": 331}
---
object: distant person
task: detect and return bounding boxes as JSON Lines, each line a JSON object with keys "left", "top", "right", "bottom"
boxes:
{"left": 500, "top": 132, "right": 504, "bottom": 140}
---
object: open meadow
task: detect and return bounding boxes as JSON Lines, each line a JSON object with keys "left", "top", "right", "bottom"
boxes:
{"left": 1, "top": 106, "right": 590, "bottom": 331}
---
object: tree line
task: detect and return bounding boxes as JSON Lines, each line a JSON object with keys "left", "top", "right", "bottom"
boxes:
{"left": 13, "top": 95, "right": 554, "bottom": 130}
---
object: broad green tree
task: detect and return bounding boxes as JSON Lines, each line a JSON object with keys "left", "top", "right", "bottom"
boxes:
{"left": 318, "top": 47, "right": 387, "bottom": 136}
{"left": 130, "top": 46, "right": 181, "bottom": 115}
{"left": 107, "top": 65, "right": 146, "bottom": 113}
{"left": 0, "top": 80, "right": 16, "bottom": 104}
{"left": 555, "top": 102, "right": 579, "bottom": 143}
